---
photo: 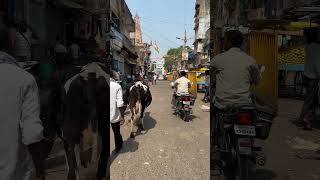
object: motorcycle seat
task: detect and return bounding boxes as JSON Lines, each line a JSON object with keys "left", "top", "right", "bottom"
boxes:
{"left": 176, "top": 93, "right": 191, "bottom": 97}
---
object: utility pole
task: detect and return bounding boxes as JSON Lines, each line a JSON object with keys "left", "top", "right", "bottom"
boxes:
{"left": 177, "top": 30, "right": 191, "bottom": 70}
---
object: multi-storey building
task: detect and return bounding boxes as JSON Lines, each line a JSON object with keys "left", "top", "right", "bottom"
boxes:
{"left": 194, "top": 0, "right": 210, "bottom": 67}
{"left": 109, "top": 0, "right": 138, "bottom": 76}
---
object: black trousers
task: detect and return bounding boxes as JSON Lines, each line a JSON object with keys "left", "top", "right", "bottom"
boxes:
{"left": 299, "top": 76, "right": 319, "bottom": 124}
{"left": 111, "top": 122, "right": 123, "bottom": 149}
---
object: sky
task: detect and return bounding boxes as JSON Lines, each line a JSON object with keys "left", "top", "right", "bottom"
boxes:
{"left": 125, "top": 0, "right": 196, "bottom": 63}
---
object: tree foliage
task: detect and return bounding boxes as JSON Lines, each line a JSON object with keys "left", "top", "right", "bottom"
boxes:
{"left": 164, "top": 46, "right": 191, "bottom": 71}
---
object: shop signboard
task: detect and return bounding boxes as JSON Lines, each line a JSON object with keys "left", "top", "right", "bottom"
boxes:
{"left": 182, "top": 48, "right": 189, "bottom": 61}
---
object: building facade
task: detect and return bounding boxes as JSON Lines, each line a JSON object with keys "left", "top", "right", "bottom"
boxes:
{"left": 110, "top": 0, "right": 138, "bottom": 77}
{"left": 194, "top": 0, "right": 210, "bottom": 67}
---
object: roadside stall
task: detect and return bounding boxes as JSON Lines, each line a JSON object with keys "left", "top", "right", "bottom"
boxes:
{"left": 189, "top": 67, "right": 209, "bottom": 93}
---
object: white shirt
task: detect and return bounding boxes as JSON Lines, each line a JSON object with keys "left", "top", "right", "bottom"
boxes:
{"left": 174, "top": 76, "right": 191, "bottom": 94}
{"left": 69, "top": 43, "right": 80, "bottom": 59}
{"left": 54, "top": 44, "right": 67, "bottom": 53}
{"left": 153, "top": 75, "right": 157, "bottom": 80}
{"left": 211, "top": 48, "right": 256, "bottom": 108}
{"left": 0, "top": 52, "right": 44, "bottom": 180}
{"left": 304, "top": 43, "right": 320, "bottom": 79}
{"left": 110, "top": 79, "right": 124, "bottom": 123}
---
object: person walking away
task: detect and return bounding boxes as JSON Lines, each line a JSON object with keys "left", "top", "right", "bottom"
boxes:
{"left": 110, "top": 71, "right": 126, "bottom": 153}
{"left": 13, "top": 22, "right": 32, "bottom": 62}
{"left": 149, "top": 74, "right": 153, "bottom": 85}
{"left": 69, "top": 40, "right": 80, "bottom": 63}
{"left": 54, "top": 37, "right": 67, "bottom": 68}
{"left": 171, "top": 71, "right": 191, "bottom": 109}
{"left": 204, "top": 70, "right": 210, "bottom": 102}
{"left": 297, "top": 28, "right": 320, "bottom": 130}
{"left": 210, "top": 30, "right": 261, "bottom": 175}
{"left": 0, "top": 31, "right": 47, "bottom": 180}
{"left": 153, "top": 74, "right": 158, "bottom": 85}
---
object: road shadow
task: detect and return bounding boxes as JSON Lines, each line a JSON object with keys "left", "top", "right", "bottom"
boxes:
{"left": 108, "top": 138, "right": 139, "bottom": 169}
{"left": 250, "top": 169, "right": 278, "bottom": 180}
{"left": 172, "top": 111, "right": 197, "bottom": 121}
{"left": 143, "top": 112, "right": 157, "bottom": 131}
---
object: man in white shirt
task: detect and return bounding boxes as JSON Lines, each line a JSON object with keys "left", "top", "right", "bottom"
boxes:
{"left": 69, "top": 40, "right": 80, "bottom": 61}
{"left": 110, "top": 72, "right": 126, "bottom": 153}
{"left": 54, "top": 38, "right": 68, "bottom": 71}
{"left": 171, "top": 71, "right": 191, "bottom": 107}
{"left": 298, "top": 28, "right": 320, "bottom": 130}
{"left": 174, "top": 71, "right": 191, "bottom": 94}
{"left": 153, "top": 74, "right": 158, "bottom": 85}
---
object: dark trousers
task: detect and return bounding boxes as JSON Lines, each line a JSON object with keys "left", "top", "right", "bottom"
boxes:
{"left": 299, "top": 76, "right": 319, "bottom": 124}
{"left": 111, "top": 122, "right": 123, "bottom": 149}
{"left": 204, "top": 85, "right": 210, "bottom": 100}
{"left": 211, "top": 104, "right": 224, "bottom": 170}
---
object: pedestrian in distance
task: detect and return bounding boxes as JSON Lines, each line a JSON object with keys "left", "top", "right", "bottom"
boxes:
{"left": 153, "top": 74, "right": 158, "bottom": 85}
{"left": 13, "top": 21, "right": 32, "bottom": 62}
{"left": 0, "top": 28, "right": 47, "bottom": 180}
{"left": 54, "top": 36, "right": 68, "bottom": 68}
{"left": 203, "top": 70, "right": 210, "bottom": 103}
{"left": 69, "top": 39, "right": 80, "bottom": 63}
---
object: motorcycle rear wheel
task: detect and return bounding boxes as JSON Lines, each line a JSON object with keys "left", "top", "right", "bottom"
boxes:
{"left": 236, "top": 155, "right": 249, "bottom": 180}
{"left": 183, "top": 111, "right": 190, "bottom": 122}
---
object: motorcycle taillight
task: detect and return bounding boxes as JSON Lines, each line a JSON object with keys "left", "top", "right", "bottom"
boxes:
{"left": 238, "top": 113, "right": 252, "bottom": 125}
{"left": 182, "top": 97, "right": 190, "bottom": 101}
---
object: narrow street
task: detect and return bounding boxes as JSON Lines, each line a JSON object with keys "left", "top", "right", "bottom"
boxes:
{"left": 110, "top": 80, "right": 210, "bottom": 180}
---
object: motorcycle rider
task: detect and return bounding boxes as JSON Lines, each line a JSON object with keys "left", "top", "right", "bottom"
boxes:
{"left": 210, "top": 30, "right": 261, "bottom": 175}
{"left": 171, "top": 71, "right": 192, "bottom": 110}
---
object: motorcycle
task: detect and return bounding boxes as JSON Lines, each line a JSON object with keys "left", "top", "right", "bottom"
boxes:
{"left": 171, "top": 82, "right": 195, "bottom": 121}
{"left": 214, "top": 65, "right": 276, "bottom": 180}
{"left": 215, "top": 104, "right": 275, "bottom": 180}
{"left": 175, "top": 94, "right": 195, "bottom": 121}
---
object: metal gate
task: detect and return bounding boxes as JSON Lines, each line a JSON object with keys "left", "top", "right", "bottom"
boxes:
{"left": 249, "top": 31, "right": 279, "bottom": 100}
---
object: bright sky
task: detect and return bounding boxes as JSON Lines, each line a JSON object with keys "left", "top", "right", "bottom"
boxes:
{"left": 125, "top": 0, "right": 196, "bottom": 63}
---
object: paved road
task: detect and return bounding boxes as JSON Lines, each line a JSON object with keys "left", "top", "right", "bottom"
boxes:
{"left": 110, "top": 80, "right": 210, "bottom": 180}
{"left": 249, "top": 99, "right": 320, "bottom": 180}
{"left": 45, "top": 82, "right": 320, "bottom": 180}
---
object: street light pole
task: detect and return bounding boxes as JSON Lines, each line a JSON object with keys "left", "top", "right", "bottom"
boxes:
{"left": 176, "top": 30, "right": 190, "bottom": 70}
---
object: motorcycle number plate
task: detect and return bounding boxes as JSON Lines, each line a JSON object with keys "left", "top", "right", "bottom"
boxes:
{"left": 234, "top": 125, "right": 256, "bottom": 136}
{"left": 183, "top": 101, "right": 190, "bottom": 105}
